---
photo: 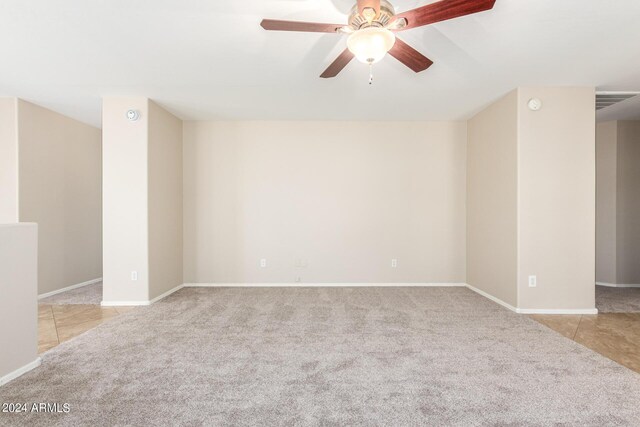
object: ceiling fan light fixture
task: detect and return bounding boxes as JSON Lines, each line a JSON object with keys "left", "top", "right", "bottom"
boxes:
{"left": 347, "top": 27, "right": 396, "bottom": 64}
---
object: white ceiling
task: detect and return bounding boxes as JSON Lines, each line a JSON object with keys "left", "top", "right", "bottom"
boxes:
{"left": 1, "top": 0, "right": 640, "bottom": 128}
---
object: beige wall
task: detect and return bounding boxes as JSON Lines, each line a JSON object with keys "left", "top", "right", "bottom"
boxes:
{"left": 517, "top": 87, "right": 596, "bottom": 310}
{"left": 466, "top": 91, "right": 519, "bottom": 306}
{"left": 16, "top": 100, "right": 102, "bottom": 295}
{"left": 102, "top": 97, "right": 150, "bottom": 303}
{"left": 0, "top": 98, "right": 18, "bottom": 223}
{"left": 148, "top": 101, "right": 183, "bottom": 300}
{"left": 616, "top": 120, "right": 640, "bottom": 284}
{"left": 0, "top": 223, "right": 38, "bottom": 384}
{"left": 183, "top": 121, "right": 467, "bottom": 284}
{"left": 596, "top": 121, "right": 618, "bottom": 284}
{"left": 103, "top": 98, "right": 183, "bottom": 303}
{"left": 467, "top": 87, "right": 596, "bottom": 311}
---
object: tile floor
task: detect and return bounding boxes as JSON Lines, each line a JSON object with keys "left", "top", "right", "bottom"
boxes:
{"left": 38, "top": 304, "right": 136, "bottom": 353}
{"left": 530, "top": 313, "right": 640, "bottom": 374}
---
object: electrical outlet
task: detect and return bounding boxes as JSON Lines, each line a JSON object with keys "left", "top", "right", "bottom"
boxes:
{"left": 131, "top": 271, "right": 138, "bottom": 281}
{"left": 260, "top": 259, "right": 267, "bottom": 268}
{"left": 391, "top": 259, "right": 398, "bottom": 268}
{"left": 528, "top": 275, "right": 537, "bottom": 288}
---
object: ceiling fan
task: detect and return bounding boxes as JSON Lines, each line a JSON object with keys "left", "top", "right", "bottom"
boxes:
{"left": 261, "top": 0, "right": 496, "bottom": 81}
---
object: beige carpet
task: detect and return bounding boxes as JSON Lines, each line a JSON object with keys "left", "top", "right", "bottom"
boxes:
{"left": 596, "top": 285, "right": 640, "bottom": 313}
{"left": 2, "top": 287, "right": 640, "bottom": 426}
{"left": 39, "top": 283, "right": 102, "bottom": 305}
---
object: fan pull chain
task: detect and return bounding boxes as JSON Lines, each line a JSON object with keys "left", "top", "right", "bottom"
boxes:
{"left": 369, "top": 63, "right": 374, "bottom": 85}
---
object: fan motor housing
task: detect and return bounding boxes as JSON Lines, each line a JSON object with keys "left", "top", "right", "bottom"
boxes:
{"left": 348, "top": 0, "right": 396, "bottom": 29}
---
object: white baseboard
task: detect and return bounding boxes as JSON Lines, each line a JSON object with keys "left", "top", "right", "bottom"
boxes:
{"left": 101, "top": 284, "right": 185, "bottom": 307}
{"left": 464, "top": 283, "right": 598, "bottom": 314}
{"left": 465, "top": 284, "right": 519, "bottom": 312}
{"left": 0, "top": 357, "right": 41, "bottom": 387}
{"left": 185, "top": 283, "right": 597, "bottom": 314}
{"left": 596, "top": 282, "right": 640, "bottom": 288}
{"left": 38, "top": 278, "right": 102, "bottom": 299}
{"left": 516, "top": 308, "right": 599, "bottom": 315}
{"left": 101, "top": 300, "right": 150, "bottom": 307}
{"left": 148, "top": 284, "right": 185, "bottom": 304}
{"left": 183, "top": 283, "right": 467, "bottom": 288}
{"left": 102, "top": 282, "right": 598, "bottom": 315}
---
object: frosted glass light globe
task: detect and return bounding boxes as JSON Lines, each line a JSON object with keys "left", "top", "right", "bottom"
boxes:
{"left": 347, "top": 27, "right": 396, "bottom": 64}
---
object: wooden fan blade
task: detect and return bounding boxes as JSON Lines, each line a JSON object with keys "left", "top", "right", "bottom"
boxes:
{"left": 260, "top": 19, "right": 343, "bottom": 33}
{"left": 395, "top": 0, "right": 496, "bottom": 30}
{"left": 320, "top": 49, "right": 355, "bottom": 78}
{"left": 388, "top": 38, "right": 433, "bottom": 73}
{"left": 357, "top": 0, "right": 381, "bottom": 16}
